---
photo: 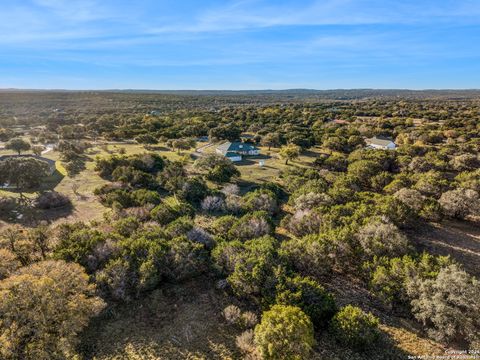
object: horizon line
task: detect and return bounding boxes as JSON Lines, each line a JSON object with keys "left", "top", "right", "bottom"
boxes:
{"left": 1, "top": 88, "right": 480, "bottom": 92}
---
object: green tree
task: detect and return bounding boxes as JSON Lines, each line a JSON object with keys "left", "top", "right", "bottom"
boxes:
{"left": 330, "top": 305, "right": 380, "bottom": 351}
{"left": 5, "top": 138, "right": 31, "bottom": 155}
{"left": 254, "top": 305, "right": 315, "bottom": 360}
{"left": 261, "top": 132, "right": 281, "bottom": 150}
{"left": 194, "top": 154, "right": 239, "bottom": 183}
{"left": 0, "top": 157, "right": 50, "bottom": 193}
{"left": 275, "top": 275, "right": 337, "bottom": 329}
{"left": 279, "top": 144, "right": 301, "bottom": 165}
{"left": 0, "top": 260, "right": 105, "bottom": 360}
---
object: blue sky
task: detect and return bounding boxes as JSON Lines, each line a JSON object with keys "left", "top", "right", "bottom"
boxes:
{"left": 1, "top": 0, "right": 480, "bottom": 89}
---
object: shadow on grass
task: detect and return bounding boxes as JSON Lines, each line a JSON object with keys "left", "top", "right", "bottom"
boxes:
{"left": 0, "top": 168, "right": 64, "bottom": 196}
{"left": 317, "top": 326, "right": 413, "bottom": 360}
{"left": 0, "top": 199, "right": 74, "bottom": 227}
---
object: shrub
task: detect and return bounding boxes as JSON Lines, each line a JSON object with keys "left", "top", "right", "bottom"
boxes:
{"left": 394, "top": 188, "right": 425, "bottom": 211}
{"left": 210, "top": 215, "right": 237, "bottom": 236}
{"left": 186, "top": 226, "right": 214, "bottom": 248}
{"left": 112, "top": 216, "right": 141, "bottom": 237}
{"left": 275, "top": 276, "right": 337, "bottom": 329}
{"left": 165, "top": 216, "right": 194, "bottom": 239}
{"left": 414, "top": 171, "right": 449, "bottom": 197}
{"left": 223, "top": 305, "right": 242, "bottom": 325}
{"left": 236, "top": 329, "right": 257, "bottom": 355}
{"left": 54, "top": 228, "right": 106, "bottom": 271}
{"left": 242, "top": 189, "right": 278, "bottom": 215}
{"left": 455, "top": 169, "right": 480, "bottom": 192}
{"left": 201, "top": 195, "right": 226, "bottom": 213}
{"left": 330, "top": 305, "right": 380, "bottom": 351}
{"left": 228, "top": 211, "right": 273, "bottom": 241}
{"left": 150, "top": 197, "right": 194, "bottom": 225}
{"left": 279, "top": 235, "right": 334, "bottom": 279}
{"left": 357, "top": 220, "right": 410, "bottom": 259}
{"left": 254, "top": 305, "right": 315, "bottom": 360}
{"left": 450, "top": 153, "right": 479, "bottom": 171}
{"left": 95, "top": 258, "right": 133, "bottom": 302}
{"left": 178, "top": 176, "right": 209, "bottom": 204}
{"left": 212, "top": 236, "right": 278, "bottom": 300}
{"left": 0, "top": 197, "right": 18, "bottom": 217}
{"left": 0, "top": 249, "right": 21, "bottom": 280}
{"left": 221, "top": 183, "right": 240, "bottom": 196}
{"left": 194, "top": 154, "right": 240, "bottom": 183}
{"left": 439, "top": 188, "right": 480, "bottom": 219}
{"left": 283, "top": 208, "right": 324, "bottom": 237}
{"left": 35, "top": 191, "right": 71, "bottom": 209}
{"left": 131, "top": 189, "right": 161, "bottom": 206}
{"left": 367, "top": 253, "right": 451, "bottom": 307}
{"left": 407, "top": 264, "right": 480, "bottom": 344}
{"left": 165, "top": 236, "right": 209, "bottom": 282}
{"left": 293, "top": 192, "right": 332, "bottom": 211}
{"left": 240, "top": 311, "right": 259, "bottom": 329}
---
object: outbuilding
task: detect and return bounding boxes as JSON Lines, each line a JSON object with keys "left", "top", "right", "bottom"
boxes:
{"left": 365, "top": 136, "right": 396, "bottom": 150}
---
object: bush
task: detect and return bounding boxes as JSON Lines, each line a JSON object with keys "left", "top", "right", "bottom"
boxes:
{"left": 330, "top": 305, "right": 380, "bottom": 351}
{"left": 236, "top": 329, "right": 257, "bottom": 355}
{"left": 228, "top": 211, "right": 273, "bottom": 241}
{"left": 0, "top": 249, "right": 21, "bottom": 280}
{"left": 367, "top": 253, "right": 451, "bottom": 307}
{"left": 194, "top": 154, "right": 240, "bottom": 183}
{"left": 150, "top": 197, "right": 194, "bottom": 225}
{"left": 293, "top": 192, "right": 332, "bottom": 211}
{"left": 165, "top": 236, "right": 209, "bottom": 282}
{"left": 439, "top": 188, "right": 480, "bottom": 219}
{"left": 254, "top": 305, "right": 315, "bottom": 360}
{"left": 178, "top": 176, "right": 209, "bottom": 204}
{"left": 131, "top": 189, "right": 161, "bottom": 206}
{"left": 212, "top": 236, "right": 278, "bottom": 300}
{"left": 394, "top": 188, "right": 425, "bottom": 211}
{"left": 275, "top": 276, "right": 337, "bottom": 329}
{"left": 201, "top": 195, "right": 226, "bottom": 213}
{"left": 242, "top": 189, "right": 278, "bottom": 215}
{"left": 0, "top": 197, "right": 18, "bottom": 216}
{"left": 223, "top": 305, "right": 242, "bottom": 325}
{"left": 210, "top": 215, "right": 237, "bottom": 236}
{"left": 407, "top": 264, "right": 480, "bottom": 344}
{"left": 240, "top": 311, "right": 259, "bottom": 329}
{"left": 283, "top": 208, "right": 324, "bottom": 237}
{"left": 279, "top": 235, "right": 334, "bottom": 279}
{"left": 357, "top": 219, "right": 410, "bottom": 259}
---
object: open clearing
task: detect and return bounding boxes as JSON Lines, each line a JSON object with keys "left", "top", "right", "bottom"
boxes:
{"left": 412, "top": 220, "right": 480, "bottom": 277}
{"left": 1, "top": 140, "right": 325, "bottom": 227}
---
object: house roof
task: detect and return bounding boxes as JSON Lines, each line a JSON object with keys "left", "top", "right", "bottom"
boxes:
{"left": 366, "top": 136, "right": 395, "bottom": 147}
{"left": 216, "top": 141, "right": 259, "bottom": 155}
{"left": 225, "top": 152, "right": 241, "bottom": 158}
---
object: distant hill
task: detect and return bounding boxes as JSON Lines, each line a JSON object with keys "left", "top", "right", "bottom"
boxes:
{"left": 1, "top": 88, "right": 480, "bottom": 100}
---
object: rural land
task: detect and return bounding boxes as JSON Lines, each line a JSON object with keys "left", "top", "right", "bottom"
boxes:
{"left": 1, "top": 89, "right": 480, "bottom": 359}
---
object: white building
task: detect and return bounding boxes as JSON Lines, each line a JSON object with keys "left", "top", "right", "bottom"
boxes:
{"left": 365, "top": 136, "right": 396, "bottom": 150}
{"left": 215, "top": 141, "right": 260, "bottom": 162}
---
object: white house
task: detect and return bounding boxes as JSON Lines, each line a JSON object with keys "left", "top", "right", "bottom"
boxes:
{"left": 365, "top": 136, "right": 396, "bottom": 150}
{"left": 216, "top": 141, "right": 260, "bottom": 162}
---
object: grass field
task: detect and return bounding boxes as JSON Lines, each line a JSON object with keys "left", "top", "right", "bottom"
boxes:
{"left": 1, "top": 140, "right": 325, "bottom": 226}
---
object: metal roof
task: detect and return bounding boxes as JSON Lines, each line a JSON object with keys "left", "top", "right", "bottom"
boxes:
{"left": 366, "top": 136, "right": 395, "bottom": 147}
{"left": 216, "top": 141, "right": 259, "bottom": 154}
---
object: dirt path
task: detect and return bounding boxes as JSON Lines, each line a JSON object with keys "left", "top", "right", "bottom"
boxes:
{"left": 411, "top": 220, "right": 480, "bottom": 276}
